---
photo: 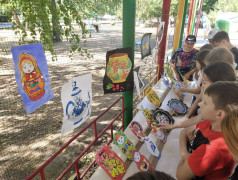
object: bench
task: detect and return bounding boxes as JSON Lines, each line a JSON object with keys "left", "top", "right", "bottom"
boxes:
{"left": 90, "top": 79, "right": 192, "bottom": 179}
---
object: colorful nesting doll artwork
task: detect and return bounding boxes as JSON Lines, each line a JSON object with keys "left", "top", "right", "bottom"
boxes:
{"left": 145, "top": 87, "right": 161, "bottom": 107}
{"left": 129, "top": 121, "right": 146, "bottom": 142}
{"left": 132, "top": 150, "right": 154, "bottom": 172}
{"left": 103, "top": 48, "right": 133, "bottom": 94}
{"left": 95, "top": 145, "right": 126, "bottom": 180}
{"left": 141, "top": 33, "right": 152, "bottom": 59}
{"left": 113, "top": 131, "right": 135, "bottom": 160}
{"left": 61, "top": 74, "right": 92, "bottom": 135}
{"left": 167, "top": 98, "right": 188, "bottom": 115}
{"left": 152, "top": 108, "right": 175, "bottom": 127}
{"left": 11, "top": 43, "right": 54, "bottom": 114}
{"left": 173, "top": 87, "right": 185, "bottom": 100}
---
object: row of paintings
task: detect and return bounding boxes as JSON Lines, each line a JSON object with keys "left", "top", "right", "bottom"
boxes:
{"left": 11, "top": 43, "right": 144, "bottom": 135}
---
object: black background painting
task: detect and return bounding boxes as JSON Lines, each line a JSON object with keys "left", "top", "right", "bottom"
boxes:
{"left": 103, "top": 47, "right": 134, "bottom": 94}
{"left": 141, "top": 33, "right": 152, "bottom": 59}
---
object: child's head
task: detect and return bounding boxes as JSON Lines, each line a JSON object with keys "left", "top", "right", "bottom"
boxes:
{"left": 205, "top": 47, "right": 234, "bottom": 66}
{"left": 200, "top": 44, "right": 213, "bottom": 51}
{"left": 221, "top": 104, "right": 238, "bottom": 162}
{"left": 196, "top": 49, "right": 210, "bottom": 70}
{"left": 199, "top": 81, "right": 238, "bottom": 123}
{"left": 126, "top": 170, "right": 175, "bottom": 180}
{"left": 202, "top": 61, "right": 236, "bottom": 90}
{"left": 211, "top": 31, "right": 230, "bottom": 47}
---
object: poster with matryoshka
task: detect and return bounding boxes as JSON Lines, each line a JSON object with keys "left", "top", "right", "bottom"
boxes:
{"left": 113, "top": 131, "right": 135, "bottom": 160}
{"left": 132, "top": 150, "right": 154, "bottom": 172}
{"left": 11, "top": 43, "right": 54, "bottom": 114}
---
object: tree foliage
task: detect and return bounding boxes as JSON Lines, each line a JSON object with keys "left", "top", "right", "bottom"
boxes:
{"left": 76, "top": 0, "right": 122, "bottom": 15}
{"left": 204, "top": 0, "right": 238, "bottom": 24}
{"left": 136, "top": 0, "right": 180, "bottom": 21}
{"left": 202, "top": 0, "right": 219, "bottom": 14}
{"left": 0, "top": 0, "right": 122, "bottom": 61}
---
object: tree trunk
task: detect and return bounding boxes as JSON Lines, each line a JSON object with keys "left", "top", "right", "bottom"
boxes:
{"left": 8, "top": 0, "right": 21, "bottom": 27}
{"left": 51, "top": 0, "right": 62, "bottom": 42}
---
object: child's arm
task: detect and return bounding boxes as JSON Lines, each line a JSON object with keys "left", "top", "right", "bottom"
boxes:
{"left": 169, "top": 62, "right": 180, "bottom": 80}
{"left": 176, "top": 129, "right": 197, "bottom": 180}
{"left": 186, "top": 94, "right": 202, "bottom": 118}
{"left": 179, "top": 86, "right": 201, "bottom": 94}
{"left": 160, "top": 114, "right": 203, "bottom": 130}
{"left": 184, "top": 67, "right": 198, "bottom": 80}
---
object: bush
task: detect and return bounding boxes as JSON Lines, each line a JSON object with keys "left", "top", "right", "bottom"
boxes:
{"left": 0, "top": 15, "right": 9, "bottom": 22}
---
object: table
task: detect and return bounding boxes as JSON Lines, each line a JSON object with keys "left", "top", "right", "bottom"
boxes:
{"left": 90, "top": 79, "right": 192, "bottom": 180}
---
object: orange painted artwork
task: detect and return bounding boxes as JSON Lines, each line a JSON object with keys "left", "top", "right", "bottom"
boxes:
{"left": 19, "top": 53, "right": 45, "bottom": 101}
{"left": 131, "top": 150, "right": 154, "bottom": 172}
{"left": 12, "top": 43, "right": 54, "bottom": 114}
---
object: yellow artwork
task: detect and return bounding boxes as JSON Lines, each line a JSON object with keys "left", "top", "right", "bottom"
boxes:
{"left": 106, "top": 53, "right": 132, "bottom": 83}
{"left": 145, "top": 87, "right": 161, "bottom": 107}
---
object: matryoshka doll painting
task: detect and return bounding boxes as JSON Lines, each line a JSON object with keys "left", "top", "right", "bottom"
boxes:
{"left": 113, "top": 131, "right": 135, "bottom": 160}
{"left": 19, "top": 53, "right": 45, "bottom": 100}
{"left": 12, "top": 43, "right": 54, "bottom": 114}
{"left": 132, "top": 150, "right": 154, "bottom": 172}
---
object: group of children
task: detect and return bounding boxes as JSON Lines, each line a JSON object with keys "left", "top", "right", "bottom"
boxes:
{"left": 126, "top": 30, "right": 238, "bottom": 180}
{"left": 169, "top": 31, "right": 238, "bottom": 180}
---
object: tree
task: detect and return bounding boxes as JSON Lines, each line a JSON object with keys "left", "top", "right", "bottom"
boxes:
{"left": 202, "top": 0, "right": 219, "bottom": 14}
{"left": 76, "top": 0, "right": 122, "bottom": 15}
{"left": 205, "top": 0, "right": 238, "bottom": 24}
{"left": 136, "top": 0, "right": 180, "bottom": 21}
{"left": 1, "top": 0, "right": 122, "bottom": 61}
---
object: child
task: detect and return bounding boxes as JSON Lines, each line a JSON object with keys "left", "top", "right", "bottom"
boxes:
{"left": 179, "top": 49, "right": 210, "bottom": 95}
{"left": 206, "top": 29, "right": 219, "bottom": 46}
{"left": 176, "top": 81, "right": 238, "bottom": 180}
{"left": 212, "top": 31, "right": 238, "bottom": 70}
{"left": 160, "top": 61, "right": 236, "bottom": 130}
{"left": 199, "top": 43, "right": 213, "bottom": 51}
{"left": 221, "top": 104, "right": 238, "bottom": 180}
{"left": 127, "top": 170, "right": 175, "bottom": 180}
{"left": 205, "top": 46, "right": 235, "bottom": 67}
{"left": 170, "top": 35, "right": 199, "bottom": 81}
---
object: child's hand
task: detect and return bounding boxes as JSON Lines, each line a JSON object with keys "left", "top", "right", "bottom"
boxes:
{"left": 184, "top": 115, "right": 189, "bottom": 121}
{"left": 159, "top": 122, "right": 175, "bottom": 131}
{"left": 179, "top": 87, "right": 187, "bottom": 92}
{"left": 184, "top": 72, "right": 190, "bottom": 80}
{"left": 170, "top": 63, "right": 175, "bottom": 69}
{"left": 175, "top": 73, "right": 180, "bottom": 81}
{"left": 186, "top": 128, "right": 200, "bottom": 143}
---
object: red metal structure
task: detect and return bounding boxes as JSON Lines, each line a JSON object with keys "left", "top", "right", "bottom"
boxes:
{"left": 26, "top": 97, "right": 125, "bottom": 180}
{"left": 156, "top": 0, "right": 172, "bottom": 80}
{"left": 186, "top": 0, "right": 194, "bottom": 36}
{"left": 194, "top": 0, "right": 204, "bottom": 37}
